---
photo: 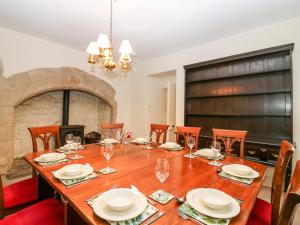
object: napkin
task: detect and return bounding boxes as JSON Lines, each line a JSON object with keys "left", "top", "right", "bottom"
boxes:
{"left": 149, "top": 189, "right": 174, "bottom": 204}
{"left": 178, "top": 202, "right": 230, "bottom": 225}
{"left": 219, "top": 171, "right": 253, "bottom": 185}
{"left": 56, "top": 172, "right": 98, "bottom": 186}
{"left": 107, "top": 204, "right": 158, "bottom": 225}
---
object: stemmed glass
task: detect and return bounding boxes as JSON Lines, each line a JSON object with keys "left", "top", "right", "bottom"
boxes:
{"left": 65, "top": 133, "right": 74, "bottom": 145}
{"left": 186, "top": 136, "right": 195, "bottom": 158}
{"left": 103, "top": 144, "right": 114, "bottom": 171}
{"left": 155, "top": 159, "right": 169, "bottom": 199}
{"left": 72, "top": 136, "right": 82, "bottom": 159}
{"left": 208, "top": 141, "right": 222, "bottom": 166}
{"left": 145, "top": 136, "right": 151, "bottom": 149}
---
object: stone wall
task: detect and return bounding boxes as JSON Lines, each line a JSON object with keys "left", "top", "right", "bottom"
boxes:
{"left": 0, "top": 67, "right": 117, "bottom": 173}
{"left": 13, "top": 90, "right": 111, "bottom": 157}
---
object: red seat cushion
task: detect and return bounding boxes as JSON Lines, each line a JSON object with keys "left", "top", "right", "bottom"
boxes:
{"left": 247, "top": 198, "right": 272, "bottom": 225}
{"left": 0, "top": 198, "right": 64, "bottom": 225}
{"left": 4, "top": 177, "right": 38, "bottom": 209}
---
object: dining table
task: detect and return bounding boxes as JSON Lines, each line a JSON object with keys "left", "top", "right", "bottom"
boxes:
{"left": 23, "top": 143, "right": 267, "bottom": 225}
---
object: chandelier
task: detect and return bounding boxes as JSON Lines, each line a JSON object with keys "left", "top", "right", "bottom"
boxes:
{"left": 86, "top": 0, "right": 133, "bottom": 74}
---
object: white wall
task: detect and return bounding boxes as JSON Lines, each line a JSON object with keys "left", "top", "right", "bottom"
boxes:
{"left": 0, "top": 27, "right": 131, "bottom": 126}
{"left": 131, "top": 17, "right": 300, "bottom": 164}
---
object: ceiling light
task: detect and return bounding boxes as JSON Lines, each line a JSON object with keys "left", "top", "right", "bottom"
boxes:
{"left": 86, "top": 0, "right": 134, "bottom": 75}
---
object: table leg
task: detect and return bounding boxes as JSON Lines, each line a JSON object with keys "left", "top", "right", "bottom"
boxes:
{"left": 66, "top": 204, "right": 88, "bottom": 225}
{"left": 38, "top": 175, "right": 54, "bottom": 201}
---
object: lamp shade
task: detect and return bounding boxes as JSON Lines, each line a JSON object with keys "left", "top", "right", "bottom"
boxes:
{"left": 119, "top": 52, "right": 132, "bottom": 62}
{"left": 119, "top": 40, "right": 133, "bottom": 53}
{"left": 86, "top": 42, "right": 100, "bottom": 55}
{"left": 97, "top": 34, "right": 111, "bottom": 48}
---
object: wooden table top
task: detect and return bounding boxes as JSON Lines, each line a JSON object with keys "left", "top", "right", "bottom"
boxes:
{"left": 24, "top": 144, "right": 267, "bottom": 225}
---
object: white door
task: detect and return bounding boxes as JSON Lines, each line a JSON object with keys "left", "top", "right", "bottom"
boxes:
{"left": 167, "top": 82, "right": 176, "bottom": 141}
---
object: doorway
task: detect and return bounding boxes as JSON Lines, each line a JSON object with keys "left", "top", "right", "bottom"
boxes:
{"left": 148, "top": 70, "right": 176, "bottom": 141}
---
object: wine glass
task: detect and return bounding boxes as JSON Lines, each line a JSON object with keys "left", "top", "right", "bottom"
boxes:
{"left": 155, "top": 159, "right": 169, "bottom": 199}
{"left": 65, "top": 133, "right": 74, "bottom": 145}
{"left": 103, "top": 144, "right": 114, "bottom": 171}
{"left": 209, "top": 141, "right": 222, "bottom": 166}
{"left": 72, "top": 136, "right": 82, "bottom": 159}
{"left": 145, "top": 136, "right": 151, "bottom": 149}
{"left": 187, "top": 136, "right": 195, "bottom": 158}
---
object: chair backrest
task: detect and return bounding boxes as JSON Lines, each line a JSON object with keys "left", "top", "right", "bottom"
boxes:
{"left": 176, "top": 126, "right": 201, "bottom": 150}
{"left": 212, "top": 128, "right": 247, "bottom": 158}
{"left": 277, "top": 160, "right": 300, "bottom": 225}
{"left": 100, "top": 123, "right": 124, "bottom": 139}
{"left": 149, "top": 124, "right": 169, "bottom": 144}
{"left": 0, "top": 176, "right": 3, "bottom": 219}
{"left": 28, "top": 125, "right": 61, "bottom": 153}
{"left": 270, "top": 140, "right": 295, "bottom": 225}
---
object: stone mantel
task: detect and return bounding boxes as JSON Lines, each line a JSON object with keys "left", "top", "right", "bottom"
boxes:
{"left": 0, "top": 67, "right": 117, "bottom": 173}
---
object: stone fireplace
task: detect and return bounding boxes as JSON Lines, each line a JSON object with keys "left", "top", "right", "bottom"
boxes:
{"left": 13, "top": 90, "right": 111, "bottom": 157}
{"left": 0, "top": 67, "right": 117, "bottom": 173}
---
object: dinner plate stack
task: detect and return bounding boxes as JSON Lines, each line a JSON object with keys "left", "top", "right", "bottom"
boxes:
{"left": 222, "top": 164, "right": 259, "bottom": 179}
{"left": 59, "top": 144, "right": 85, "bottom": 151}
{"left": 53, "top": 164, "right": 94, "bottom": 180}
{"left": 185, "top": 188, "right": 240, "bottom": 221}
{"left": 160, "top": 142, "right": 182, "bottom": 150}
{"left": 99, "top": 138, "right": 119, "bottom": 145}
{"left": 92, "top": 188, "right": 148, "bottom": 222}
{"left": 34, "top": 153, "right": 66, "bottom": 163}
{"left": 131, "top": 138, "right": 148, "bottom": 144}
{"left": 194, "top": 148, "right": 222, "bottom": 159}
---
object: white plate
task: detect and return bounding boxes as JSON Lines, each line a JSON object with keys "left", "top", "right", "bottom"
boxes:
{"left": 222, "top": 164, "right": 259, "bottom": 179}
{"left": 53, "top": 164, "right": 93, "bottom": 180}
{"left": 186, "top": 188, "right": 240, "bottom": 219}
{"left": 131, "top": 138, "right": 148, "bottom": 144}
{"left": 161, "top": 142, "right": 181, "bottom": 148}
{"left": 34, "top": 153, "right": 66, "bottom": 163}
{"left": 100, "top": 139, "right": 119, "bottom": 145}
{"left": 194, "top": 149, "right": 221, "bottom": 158}
{"left": 93, "top": 189, "right": 147, "bottom": 221}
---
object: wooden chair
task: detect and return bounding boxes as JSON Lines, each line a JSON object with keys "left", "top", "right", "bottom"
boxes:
{"left": 277, "top": 160, "right": 300, "bottom": 225}
{"left": 0, "top": 198, "right": 64, "bottom": 225}
{"left": 246, "top": 140, "right": 295, "bottom": 225}
{"left": 212, "top": 128, "right": 247, "bottom": 158}
{"left": 100, "top": 123, "right": 124, "bottom": 140}
{"left": 28, "top": 125, "right": 61, "bottom": 153}
{"left": 176, "top": 126, "right": 201, "bottom": 150}
{"left": 149, "top": 124, "right": 169, "bottom": 144}
{"left": 0, "top": 125, "right": 60, "bottom": 219}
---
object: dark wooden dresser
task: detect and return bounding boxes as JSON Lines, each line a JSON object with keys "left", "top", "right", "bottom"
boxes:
{"left": 184, "top": 44, "right": 294, "bottom": 187}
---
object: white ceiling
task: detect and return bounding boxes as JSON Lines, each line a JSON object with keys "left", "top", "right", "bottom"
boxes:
{"left": 0, "top": 0, "right": 300, "bottom": 60}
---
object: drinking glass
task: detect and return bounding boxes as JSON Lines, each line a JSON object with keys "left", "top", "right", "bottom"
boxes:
{"left": 145, "top": 136, "right": 151, "bottom": 149}
{"left": 103, "top": 144, "right": 114, "bottom": 170}
{"left": 65, "top": 133, "right": 74, "bottom": 145}
{"left": 155, "top": 159, "right": 169, "bottom": 198}
{"left": 72, "top": 136, "right": 82, "bottom": 159}
{"left": 208, "top": 141, "right": 222, "bottom": 166}
{"left": 187, "top": 136, "right": 195, "bottom": 158}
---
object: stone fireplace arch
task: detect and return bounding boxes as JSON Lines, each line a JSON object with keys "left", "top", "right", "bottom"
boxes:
{"left": 0, "top": 67, "right": 117, "bottom": 172}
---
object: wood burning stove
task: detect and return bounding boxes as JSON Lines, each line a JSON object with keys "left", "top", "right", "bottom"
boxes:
{"left": 59, "top": 90, "right": 85, "bottom": 145}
